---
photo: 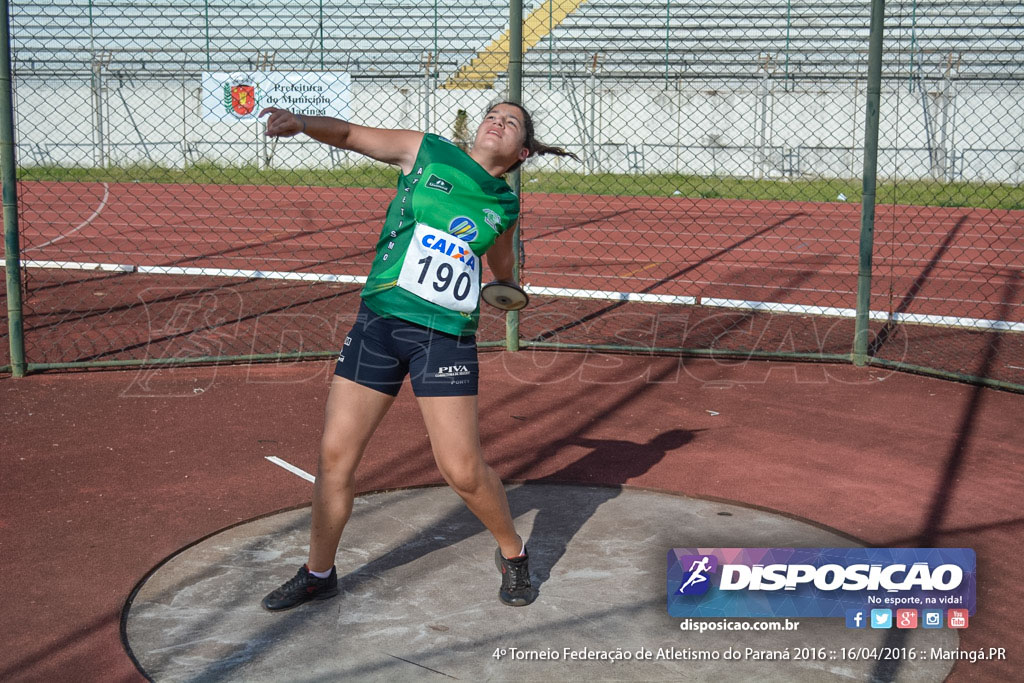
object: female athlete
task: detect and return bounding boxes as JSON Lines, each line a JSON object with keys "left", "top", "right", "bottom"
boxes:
{"left": 258, "top": 101, "right": 577, "bottom": 611}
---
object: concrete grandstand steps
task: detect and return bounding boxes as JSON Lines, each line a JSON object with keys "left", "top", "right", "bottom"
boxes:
{"left": 529, "top": 0, "right": 1021, "bottom": 80}
{"left": 443, "top": 0, "right": 589, "bottom": 89}
{"left": 12, "top": 1, "right": 1024, "bottom": 82}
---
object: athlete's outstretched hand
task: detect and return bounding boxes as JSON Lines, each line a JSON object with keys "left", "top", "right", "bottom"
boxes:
{"left": 260, "top": 107, "right": 304, "bottom": 138}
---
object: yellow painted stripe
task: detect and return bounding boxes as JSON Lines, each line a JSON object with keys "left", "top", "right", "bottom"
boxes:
{"left": 443, "top": 0, "right": 590, "bottom": 89}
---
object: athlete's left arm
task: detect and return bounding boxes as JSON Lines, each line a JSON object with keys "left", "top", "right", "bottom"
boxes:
{"left": 486, "top": 224, "right": 516, "bottom": 282}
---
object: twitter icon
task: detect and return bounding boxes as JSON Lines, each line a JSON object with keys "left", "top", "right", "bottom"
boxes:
{"left": 871, "top": 609, "right": 893, "bottom": 629}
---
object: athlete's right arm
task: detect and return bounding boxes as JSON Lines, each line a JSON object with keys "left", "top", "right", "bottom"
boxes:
{"left": 259, "top": 107, "right": 423, "bottom": 175}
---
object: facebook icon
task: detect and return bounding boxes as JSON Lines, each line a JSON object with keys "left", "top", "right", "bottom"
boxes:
{"left": 846, "top": 609, "right": 867, "bottom": 629}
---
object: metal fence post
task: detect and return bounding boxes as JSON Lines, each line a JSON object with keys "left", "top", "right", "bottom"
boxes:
{"left": 1, "top": 0, "right": 25, "bottom": 377}
{"left": 853, "top": 0, "right": 886, "bottom": 365}
{"left": 506, "top": 0, "right": 523, "bottom": 352}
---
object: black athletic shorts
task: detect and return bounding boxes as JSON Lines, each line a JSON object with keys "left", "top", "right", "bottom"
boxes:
{"left": 334, "top": 300, "right": 479, "bottom": 397}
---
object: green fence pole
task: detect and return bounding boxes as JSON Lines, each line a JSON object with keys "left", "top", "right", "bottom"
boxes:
{"left": 1, "top": 0, "right": 25, "bottom": 377}
{"left": 505, "top": 0, "right": 523, "bottom": 352}
{"left": 853, "top": 0, "right": 886, "bottom": 365}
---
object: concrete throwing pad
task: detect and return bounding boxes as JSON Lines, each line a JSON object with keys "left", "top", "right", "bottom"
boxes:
{"left": 125, "top": 484, "right": 957, "bottom": 681}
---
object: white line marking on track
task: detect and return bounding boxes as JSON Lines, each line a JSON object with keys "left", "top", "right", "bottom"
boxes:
{"left": 18, "top": 259, "right": 135, "bottom": 272}
{"left": 136, "top": 265, "right": 367, "bottom": 283}
{"left": 265, "top": 456, "right": 315, "bottom": 483}
{"left": 525, "top": 284, "right": 697, "bottom": 306}
{"left": 6, "top": 260, "right": 1019, "bottom": 334}
{"left": 27, "top": 182, "right": 110, "bottom": 251}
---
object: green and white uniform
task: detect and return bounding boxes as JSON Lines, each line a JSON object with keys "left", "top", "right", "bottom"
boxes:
{"left": 361, "top": 134, "right": 520, "bottom": 337}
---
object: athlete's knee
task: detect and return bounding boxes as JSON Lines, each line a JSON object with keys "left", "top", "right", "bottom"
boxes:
{"left": 318, "top": 434, "right": 362, "bottom": 478}
{"left": 440, "top": 456, "right": 490, "bottom": 496}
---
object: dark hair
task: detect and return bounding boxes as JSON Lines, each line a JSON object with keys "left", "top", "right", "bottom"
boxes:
{"left": 487, "top": 101, "right": 580, "bottom": 172}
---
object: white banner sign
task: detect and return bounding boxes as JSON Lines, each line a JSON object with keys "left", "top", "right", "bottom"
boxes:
{"left": 201, "top": 71, "right": 352, "bottom": 122}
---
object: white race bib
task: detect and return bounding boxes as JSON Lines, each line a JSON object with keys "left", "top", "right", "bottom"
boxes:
{"left": 397, "top": 223, "right": 480, "bottom": 312}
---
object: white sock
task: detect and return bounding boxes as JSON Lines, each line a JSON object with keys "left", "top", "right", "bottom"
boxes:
{"left": 506, "top": 542, "right": 526, "bottom": 559}
{"left": 308, "top": 566, "right": 333, "bottom": 578}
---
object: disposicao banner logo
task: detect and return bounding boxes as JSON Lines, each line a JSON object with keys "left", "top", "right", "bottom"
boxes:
{"left": 667, "top": 548, "right": 975, "bottom": 618}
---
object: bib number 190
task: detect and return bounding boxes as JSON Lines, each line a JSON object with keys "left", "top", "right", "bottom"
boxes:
{"left": 415, "top": 256, "right": 473, "bottom": 303}
{"left": 397, "top": 223, "right": 480, "bottom": 312}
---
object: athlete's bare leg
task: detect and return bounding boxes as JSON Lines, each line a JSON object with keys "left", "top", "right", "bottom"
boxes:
{"left": 307, "top": 375, "right": 396, "bottom": 572}
{"left": 417, "top": 394, "right": 523, "bottom": 558}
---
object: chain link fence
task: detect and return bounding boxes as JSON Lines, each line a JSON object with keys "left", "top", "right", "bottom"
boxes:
{"left": 3, "top": 1, "right": 1022, "bottom": 390}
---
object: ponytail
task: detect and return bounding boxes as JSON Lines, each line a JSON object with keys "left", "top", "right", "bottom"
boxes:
{"left": 487, "top": 101, "right": 581, "bottom": 172}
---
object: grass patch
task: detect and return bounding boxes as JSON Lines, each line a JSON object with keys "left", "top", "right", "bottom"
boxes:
{"left": 18, "top": 164, "right": 1024, "bottom": 210}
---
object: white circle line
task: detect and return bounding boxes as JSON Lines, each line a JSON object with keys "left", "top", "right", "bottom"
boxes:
{"left": 26, "top": 182, "right": 110, "bottom": 252}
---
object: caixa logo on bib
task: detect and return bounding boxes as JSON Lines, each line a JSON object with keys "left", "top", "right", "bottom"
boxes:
{"left": 667, "top": 548, "right": 976, "bottom": 619}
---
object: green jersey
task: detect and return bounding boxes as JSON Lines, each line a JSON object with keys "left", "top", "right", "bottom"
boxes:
{"left": 360, "top": 133, "right": 520, "bottom": 336}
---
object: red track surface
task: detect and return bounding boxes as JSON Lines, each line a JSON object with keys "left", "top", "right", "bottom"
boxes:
{"left": 3, "top": 187, "right": 1020, "bottom": 681}
{"left": 1, "top": 355, "right": 1022, "bottom": 681}
{"left": 17, "top": 181, "right": 1024, "bottom": 323}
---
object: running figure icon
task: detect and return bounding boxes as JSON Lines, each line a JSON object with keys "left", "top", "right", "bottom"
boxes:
{"left": 678, "top": 556, "right": 712, "bottom": 594}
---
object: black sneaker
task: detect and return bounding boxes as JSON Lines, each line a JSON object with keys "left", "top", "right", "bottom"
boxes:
{"left": 495, "top": 547, "right": 535, "bottom": 606}
{"left": 261, "top": 565, "right": 339, "bottom": 611}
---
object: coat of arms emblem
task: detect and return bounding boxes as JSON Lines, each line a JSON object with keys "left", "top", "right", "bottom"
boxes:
{"left": 223, "top": 77, "right": 258, "bottom": 117}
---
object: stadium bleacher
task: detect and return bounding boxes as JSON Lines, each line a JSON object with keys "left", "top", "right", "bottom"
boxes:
{"left": 11, "top": 1, "right": 1023, "bottom": 82}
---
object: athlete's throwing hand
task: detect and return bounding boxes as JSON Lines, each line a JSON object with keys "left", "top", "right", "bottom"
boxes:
{"left": 260, "top": 107, "right": 304, "bottom": 138}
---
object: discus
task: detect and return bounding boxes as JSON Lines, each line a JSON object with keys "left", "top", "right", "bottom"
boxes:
{"left": 481, "top": 281, "right": 529, "bottom": 311}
